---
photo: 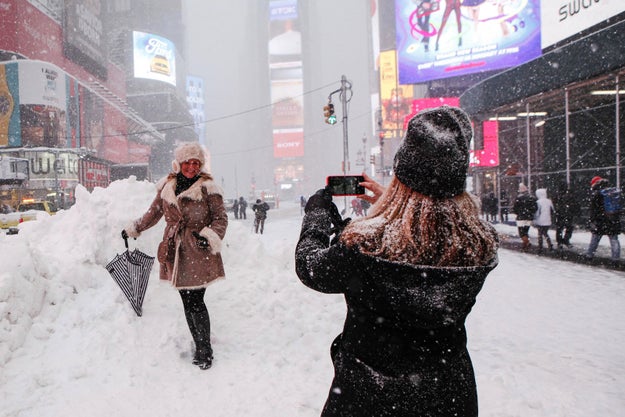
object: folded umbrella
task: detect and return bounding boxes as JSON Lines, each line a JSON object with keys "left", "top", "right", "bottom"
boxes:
{"left": 105, "top": 237, "right": 154, "bottom": 316}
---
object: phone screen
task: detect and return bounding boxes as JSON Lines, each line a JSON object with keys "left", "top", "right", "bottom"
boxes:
{"left": 326, "top": 175, "right": 365, "bottom": 196}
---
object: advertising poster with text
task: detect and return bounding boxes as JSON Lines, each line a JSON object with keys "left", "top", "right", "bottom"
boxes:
{"left": 395, "top": 0, "right": 541, "bottom": 84}
{"left": 379, "top": 50, "right": 414, "bottom": 132}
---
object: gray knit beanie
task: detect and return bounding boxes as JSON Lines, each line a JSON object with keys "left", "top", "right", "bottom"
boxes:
{"left": 393, "top": 105, "right": 472, "bottom": 198}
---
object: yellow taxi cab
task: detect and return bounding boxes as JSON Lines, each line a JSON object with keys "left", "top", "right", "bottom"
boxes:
{"left": 150, "top": 55, "right": 171, "bottom": 76}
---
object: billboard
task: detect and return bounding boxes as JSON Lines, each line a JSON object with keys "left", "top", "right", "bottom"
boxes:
{"left": 470, "top": 120, "right": 499, "bottom": 167}
{"left": 133, "top": 31, "right": 177, "bottom": 86}
{"left": 269, "top": 0, "right": 304, "bottom": 169}
{"left": 271, "top": 79, "right": 304, "bottom": 128}
{"left": 402, "top": 97, "right": 459, "bottom": 128}
{"left": 541, "top": 1, "right": 625, "bottom": 48}
{"left": 273, "top": 128, "right": 304, "bottom": 158}
{"left": 395, "top": 0, "right": 541, "bottom": 84}
{"left": 401, "top": 97, "right": 498, "bottom": 168}
{"left": 379, "top": 50, "right": 414, "bottom": 131}
{"left": 63, "top": 0, "right": 107, "bottom": 79}
{"left": 0, "top": 63, "right": 18, "bottom": 148}
{"left": 186, "top": 75, "right": 206, "bottom": 145}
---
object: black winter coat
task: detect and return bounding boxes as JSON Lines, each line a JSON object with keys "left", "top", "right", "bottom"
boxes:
{"left": 295, "top": 209, "right": 498, "bottom": 417}
{"left": 589, "top": 188, "right": 621, "bottom": 235}
{"left": 512, "top": 192, "right": 537, "bottom": 221}
{"left": 252, "top": 201, "right": 270, "bottom": 220}
{"left": 553, "top": 190, "right": 580, "bottom": 226}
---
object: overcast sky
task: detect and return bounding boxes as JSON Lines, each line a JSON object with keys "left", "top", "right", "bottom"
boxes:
{"left": 182, "top": 1, "right": 375, "bottom": 199}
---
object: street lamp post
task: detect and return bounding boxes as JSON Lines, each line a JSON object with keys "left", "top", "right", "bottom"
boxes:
{"left": 326, "top": 75, "right": 353, "bottom": 176}
{"left": 326, "top": 75, "right": 353, "bottom": 212}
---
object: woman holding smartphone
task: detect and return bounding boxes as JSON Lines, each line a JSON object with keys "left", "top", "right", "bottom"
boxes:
{"left": 295, "top": 106, "right": 498, "bottom": 416}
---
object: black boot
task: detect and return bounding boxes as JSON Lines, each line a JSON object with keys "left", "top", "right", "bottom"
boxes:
{"left": 191, "top": 309, "right": 213, "bottom": 370}
{"left": 183, "top": 308, "right": 202, "bottom": 363}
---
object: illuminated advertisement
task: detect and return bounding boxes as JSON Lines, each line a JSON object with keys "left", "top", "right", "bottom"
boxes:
{"left": 269, "top": 0, "right": 304, "bottom": 164}
{"left": 470, "top": 120, "right": 499, "bottom": 167}
{"left": 401, "top": 97, "right": 498, "bottom": 167}
{"left": 273, "top": 128, "right": 304, "bottom": 158}
{"left": 379, "top": 50, "right": 414, "bottom": 131}
{"left": 0, "top": 63, "right": 18, "bottom": 148}
{"left": 133, "top": 31, "right": 177, "bottom": 86}
{"left": 395, "top": 0, "right": 541, "bottom": 83}
{"left": 186, "top": 76, "right": 206, "bottom": 145}
{"left": 271, "top": 79, "right": 304, "bottom": 128}
{"left": 402, "top": 97, "right": 459, "bottom": 128}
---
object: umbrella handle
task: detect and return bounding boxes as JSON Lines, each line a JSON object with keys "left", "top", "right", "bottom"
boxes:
{"left": 124, "top": 236, "right": 129, "bottom": 249}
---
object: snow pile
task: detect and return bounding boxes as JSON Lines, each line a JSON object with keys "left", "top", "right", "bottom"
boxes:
{"left": 1, "top": 178, "right": 624, "bottom": 416}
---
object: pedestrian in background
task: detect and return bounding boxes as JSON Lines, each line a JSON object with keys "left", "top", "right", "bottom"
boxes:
{"left": 512, "top": 183, "right": 536, "bottom": 249}
{"left": 122, "top": 142, "right": 228, "bottom": 370}
{"left": 534, "top": 188, "right": 555, "bottom": 252}
{"left": 252, "top": 198, "right": 270, "bottom": 234}
{"left": 499, "top": 190, "right": 510, "bottom": 222}
{"left": 553, "top": 184, "right": 580, "bottom": 248}
{"left": 238, "top": 196, "right": 247, "bottom": 219}
{"left": 296, "top": 106, "right": 498, "bottom": 417}
{"left": 586, "top": 176, "right": 621, "bottom": 259}
{"left": 232, "top": 198, "right": 239, "bottom": 219}
{"left": 300, "top": 195, "right": 307, "bottom": 215}
{"left": 485, "top": 191, "right": 499, "bottom": 223}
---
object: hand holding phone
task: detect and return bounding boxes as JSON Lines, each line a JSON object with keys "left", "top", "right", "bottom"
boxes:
{"left": 326, "top": 175, "right": 365, "bottom": 196}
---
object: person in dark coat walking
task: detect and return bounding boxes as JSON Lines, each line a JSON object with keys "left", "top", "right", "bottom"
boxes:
{"left": 586, "top": 176, "right": 621, "bottom": 259}
{"left": 553, "top": 185, "right": 580, "bottom": 248}
{"left": 482, "top": 191, "right": 498, "bottom": 222}
{"left": 232, "top": 198, "right": 239, "bottom": 219}
{"left": 300, "top": 195, "right": 307, "bottom": 215}
{"left": 252, "top": 198, "right": 270, "bottom": 234}
{"left": 512, "top": 183, "right": 537, "bottom": 249}
{"left": 122, "top": 142, "right": 228, "bottom": 370}
{"left": 296, "top": 106, "right": 498, "bottom": 417}
{"left": 238, "top": 196, "right": 247, "bottom": 219}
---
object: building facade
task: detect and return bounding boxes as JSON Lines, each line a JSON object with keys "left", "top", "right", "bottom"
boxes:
{"left": 0, "top": 0, "right": 196, "bottom": 208}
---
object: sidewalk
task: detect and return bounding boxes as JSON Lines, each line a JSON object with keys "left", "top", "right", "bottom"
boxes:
{"left": 493, "top": 220, "right": 625, "bottom": 272}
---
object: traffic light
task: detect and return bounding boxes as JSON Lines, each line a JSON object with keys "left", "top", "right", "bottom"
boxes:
{"left": 323, "top": 103, "right": 337, "bottom": 125}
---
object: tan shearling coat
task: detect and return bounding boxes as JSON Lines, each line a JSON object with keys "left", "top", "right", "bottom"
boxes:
{"left": 126, "top": 173, "right": 228, "bottom": 289}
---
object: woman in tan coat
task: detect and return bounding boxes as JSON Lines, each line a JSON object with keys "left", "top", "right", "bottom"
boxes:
{"left": 123, "top": 142, "right": 228, "bottom": 370}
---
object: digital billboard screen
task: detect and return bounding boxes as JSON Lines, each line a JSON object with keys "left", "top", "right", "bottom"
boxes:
{"left": 133, "top": 31, "right": 177, "bottom": 86}
{"left": 63, "top": 0, "right": 107, "bottom": 79}
{"left": 395, "top": 0, "right": 541, "bottom": 84}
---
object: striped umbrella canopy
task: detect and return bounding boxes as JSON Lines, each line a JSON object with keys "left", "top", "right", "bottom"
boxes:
{"left": 106, "top": 239, "right": 154, "bottom": 317}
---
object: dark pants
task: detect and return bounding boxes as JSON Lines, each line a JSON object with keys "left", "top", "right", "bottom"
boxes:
{"left": 517, "top": 225, "right": 530, "bottom": 238}
{"left": 179, "top": 288, "right": 212, "bottom": 357}
{"left": 254, "top": 217, "right": 266, "bottom": 234}
{"left": 536, "top": 225, "right": 553, "bottom": 250}
{"left": 555, "top": 223, "right": 573, "bottom": 246}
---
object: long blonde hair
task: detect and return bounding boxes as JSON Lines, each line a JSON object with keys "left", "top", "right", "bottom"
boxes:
{"left": 340, "top": 177, "right": 498, "bottom": 267}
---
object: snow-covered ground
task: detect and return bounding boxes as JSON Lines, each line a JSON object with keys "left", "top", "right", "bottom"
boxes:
{"left": 1, "top": 178, "right": 624, "bottom": 417}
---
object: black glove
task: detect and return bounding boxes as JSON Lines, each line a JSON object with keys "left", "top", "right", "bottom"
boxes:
{"left": 304, "top": 187, "right": 334, "bottom": 213}
{"left": 121, "top": 230, "right": 129, "bottom": 240}
{"left": 192, "top": 231, "right": 209, "bottom": 249}
{"left": 305, "top": 187, "right": 344, "bottom": 229}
